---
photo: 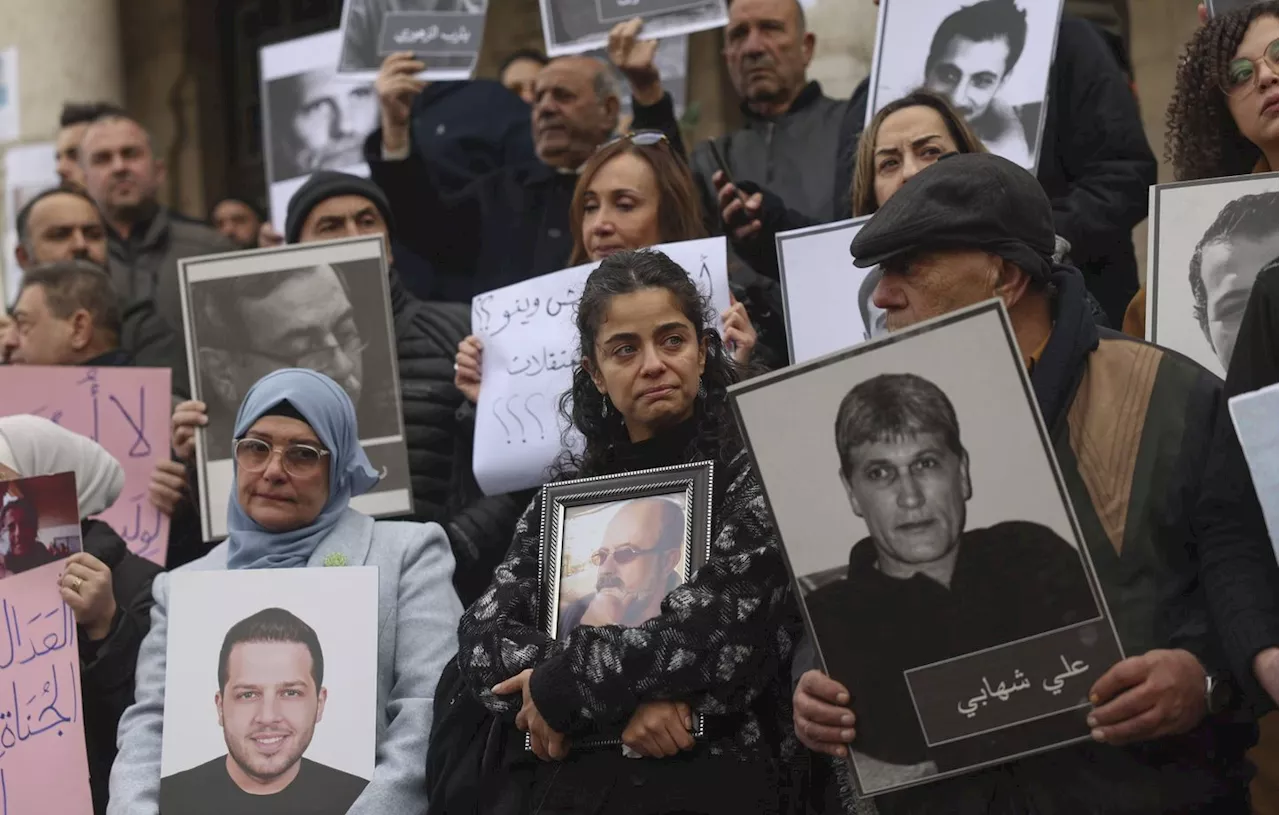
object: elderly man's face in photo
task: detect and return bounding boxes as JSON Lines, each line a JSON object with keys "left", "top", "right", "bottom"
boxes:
{"left": 926, "top": 36, "right": 1010, "bottom": 121}
{"left": 840, "top": 431, "right": 971, "bottom": 569}
{"left": 291, "top": 72, "right": 376, "bottom": 172}
{"left": 216, "top": 640, "right": 327, "bottom": 790}
{"left": 1199, "top": 234, "right": 1276, "bottom": 368}
{"left": 238, "top": 266, "right": 365, "bottom": 405}
{"left": 590, "top": 500, "right": 682, "bottom": 620}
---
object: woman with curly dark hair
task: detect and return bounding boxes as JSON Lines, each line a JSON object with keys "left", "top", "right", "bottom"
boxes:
{"left": 1123, "top": 1, "right": 1277, "bottom": 336}
{"left": 456, "top": 250, "right": 799, "bottom": 814}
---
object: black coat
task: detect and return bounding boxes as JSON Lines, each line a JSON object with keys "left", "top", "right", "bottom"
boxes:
{"left": 365, "top": 92, "right": 683, "bottom": 304}
{"left": 731, "top": 16, "right": 1155, "bottom": 329}
{"left": 80, "top": 519, "right": 162, "bottom": 815}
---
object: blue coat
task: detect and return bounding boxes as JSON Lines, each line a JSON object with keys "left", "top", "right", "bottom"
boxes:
{"left": 107, "top": 510, "right": 464, "bottom": 814}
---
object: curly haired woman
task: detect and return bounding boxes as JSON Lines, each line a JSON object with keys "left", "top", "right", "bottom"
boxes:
{"left": 1123, "top": 2, "right": 1278, "bottom": 337}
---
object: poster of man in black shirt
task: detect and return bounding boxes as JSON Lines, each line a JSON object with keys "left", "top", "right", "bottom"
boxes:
{"left": 160, "top": 608, "right": 368, "bottom": 814}
{"left": 729, "top": 302, "right": 1124, "bottom": 796}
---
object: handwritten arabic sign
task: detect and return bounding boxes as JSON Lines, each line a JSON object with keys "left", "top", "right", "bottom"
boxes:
{"left": 0, "top": 473, "right": 92, "bottom": 814}
{"left": 904, "top": 620, "right": 1121, "bottom": 747}
{"left": 378, "top": 11, "right": 485, "bottom": 57}
{"left": 0, "top": 366, "right": 173, "bottom": 566}
{"left": 472, "top": 237, "right": 730, "bottom": 495}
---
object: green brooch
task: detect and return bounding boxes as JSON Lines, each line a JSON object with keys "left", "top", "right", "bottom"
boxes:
{"left": 322, "top": 553, "right": 348, "bottom": 567}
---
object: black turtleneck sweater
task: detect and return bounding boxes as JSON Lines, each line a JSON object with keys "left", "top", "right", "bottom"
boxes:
{"left": 456, "top": 417, "right": 799, "bottom": 761}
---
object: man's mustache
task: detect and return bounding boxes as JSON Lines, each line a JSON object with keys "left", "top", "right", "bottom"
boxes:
{"left": 596, "top": 573, "right": 624, "bottom": 592}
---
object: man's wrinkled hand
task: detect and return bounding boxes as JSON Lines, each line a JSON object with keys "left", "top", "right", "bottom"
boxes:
{"left": 1088, "top": 649, "right": 1207, "bottom": 745}
{"left": 622, "top": 700, "right": 694, "bottom": 758}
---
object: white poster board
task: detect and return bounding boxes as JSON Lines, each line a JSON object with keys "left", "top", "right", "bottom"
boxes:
{"left": 864, "top": 0, "right": 1062, "bottom": 172}
{"left": 1147, "top": 173, "right": 1279, "bottom": 378}
{"left": 3, "top": 142, "right": 57, "bottom": 305}
{"left": 777, "top": 217, "right": 886, "bottom": 365}
{"left": 260, "top": 30, "right": 377, "bottom": 233}
{"left": 1229, "top": 383, "right": 1279, "bottom": 553}
{"left": 472, "top": 236, "right": 731, "bottom": 495}
{"left": 540, "top": 0, "right": 727, "bottom": 57}
{"left": 161, "top": 568, "right": 377, "bottom": 811}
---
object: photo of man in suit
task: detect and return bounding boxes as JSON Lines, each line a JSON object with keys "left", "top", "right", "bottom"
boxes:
{"left": 160, "top": 607, "right": 368, "bottom": 814}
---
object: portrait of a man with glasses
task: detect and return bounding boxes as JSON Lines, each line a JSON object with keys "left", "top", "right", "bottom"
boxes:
{"left": 191, "top": 260, "right": 399, "bottom": 453}
{"left": 557, "top": 496, "right": 688, "bottom": 640}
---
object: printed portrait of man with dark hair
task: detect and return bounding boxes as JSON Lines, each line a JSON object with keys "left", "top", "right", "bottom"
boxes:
{"left": 1187, "top": 190, "right": 1279, "bottom": 369}
{"left": 266, "top": 70, "right": 378, "bottom": 183}
{"left": 801, "top": 372, "right": 1097, "bottom": 788}
{"left": 159, "top": 607, "right": 367, "bottom": 814}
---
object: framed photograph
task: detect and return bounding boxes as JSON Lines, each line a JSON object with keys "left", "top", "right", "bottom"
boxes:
{"left": 337, "top": 0, "right": 486, "bottom": 80}
{"left": 161, "top": 568, "right": 378, "bottom": 814}
{"left": 540, "top": 0, "right": 727, "bottom": 58}
{"left": 865, "top": 0, "right": 1063, "bottom": 172}
{"left": 776, "top": 216, "right": 882, "bottom": 365}
{"left": 1147, "top": 172, "right": 1278, "bottom": 378}
{"left": 729, "top": 300, "right": 1124, "bottom": 796}
{"left": 532, "top": 460, "right": 714, "bottom": 748}
{"left": 260, "top": 30, "right": 377, "bottom": 232}
{"left": 0, "top": 471, "right": 83, "bottom": 577}
{"left": 178, "top": 235, "right": 412, "bottom": 542}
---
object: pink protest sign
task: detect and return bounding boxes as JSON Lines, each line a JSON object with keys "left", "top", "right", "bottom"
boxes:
{"left": 0, "top": 366, "right": 172, "bottom": 565}
{"left": 0, "top": 473, "right": 93, "bottom": 814}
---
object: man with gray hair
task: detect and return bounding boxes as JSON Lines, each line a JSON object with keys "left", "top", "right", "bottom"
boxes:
{"left": 365, "top": 22, "right": 681, "bottom": 301}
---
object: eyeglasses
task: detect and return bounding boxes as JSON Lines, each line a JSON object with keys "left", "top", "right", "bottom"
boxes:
{"left": 253, "top": 338, "right": 370, "bottom": 373}
{"left": 596, "top": 130, "right": 670, "bottom": 154}
{"left": 1221, "top": 38, "right": 1279, "bottom": 96}
{"left": 234, "top": 438, "right": 331, "bottom": 478}
{"left": 589, "top": 544, "right": 666, "bottom": 567}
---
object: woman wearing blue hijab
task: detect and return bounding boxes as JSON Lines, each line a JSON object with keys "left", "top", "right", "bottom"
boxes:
{"left": 109, "top": 369, "right": 463, "bottom": 814}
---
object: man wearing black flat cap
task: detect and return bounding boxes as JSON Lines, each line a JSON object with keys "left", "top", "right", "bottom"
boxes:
{"left": 792, "top": 153, "right": 1254, "bottom": 813}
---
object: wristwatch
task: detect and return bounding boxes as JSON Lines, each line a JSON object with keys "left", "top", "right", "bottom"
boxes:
{"left": 1205, "top": 672, "right": 1233, "bottom": 715}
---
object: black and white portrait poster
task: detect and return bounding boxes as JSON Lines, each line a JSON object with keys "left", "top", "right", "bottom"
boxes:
{"left": 178, "top": 236, "right": 411, "bottom": 542}
{"left": 260, "top": 30, "right": 378, "bottom": 233}
{"left": 585, "top": 35, "right": 689, "bottom": 125}
{"left": 161, "top": 568, "right": 377, "bottom": 814}
{"left": 337, "top": 0, "right": 487, "bottom": 80}
{"left": 540, "top": 0, "right": 727, "bottom": 58}
{"left": 865, "top": 0, "right": 1062, "bottom": 172}
{"left": 777, "top": 216, "right": 884, "bottom": 365}
{"left": 729, "top": 300, "right": 1123, "bottom": 796}
{"left": 1147, "top": 172, "right": 1279, "bottom": 378}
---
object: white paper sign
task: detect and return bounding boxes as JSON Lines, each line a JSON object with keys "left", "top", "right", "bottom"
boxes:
{"left": 1229, "top": 383, "right": 1279, "bottom": 553}
{"left": 3, "top": 141, "right": 57, "bottom": 305}
{"left": 472, "top": 237, "right": 731, "bottom": 495}
{"left": 0, "top": 48, "right": 18, "bottom": 145}
{"left": 777, "top": 217, "right": 886, "bottom": 365}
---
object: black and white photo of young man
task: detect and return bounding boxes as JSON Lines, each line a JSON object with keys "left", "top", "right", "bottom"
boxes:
{"left": 265, "top": 70, "right": 378, "bottom": 183}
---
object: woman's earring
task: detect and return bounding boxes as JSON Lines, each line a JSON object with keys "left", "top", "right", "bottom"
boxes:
{"left": 697, "top": 379, "right": 707, "bottom": 399}
{"left": 601, "top": 398, "right": 610, "bottom": 418}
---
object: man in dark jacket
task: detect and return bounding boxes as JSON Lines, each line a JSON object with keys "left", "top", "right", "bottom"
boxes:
{"left": 3, "top": 259, "right": 133, "bottom": 368}
{"left": 80, "top": 113, "right": 234, "bottom": 390}
{"left": 284, "top": 173, "right": 529, "bottom": 602}
{"left": 365, "top": 33, "right": 682, "bottom": 303}
{"left": 721, "top": 14, "right": 1156, "bottom": 330}
{"left": 794, "top": 153, "right": 1252, "bottom": 813}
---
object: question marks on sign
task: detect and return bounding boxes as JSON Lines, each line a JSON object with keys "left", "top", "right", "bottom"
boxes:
{"left": 524, "top": 394, "right": 546, "bottom": 441}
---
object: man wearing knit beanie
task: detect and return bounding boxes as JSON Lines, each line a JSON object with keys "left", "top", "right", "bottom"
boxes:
{"left": 284, "top": 171, "right": 397, "bottom": 252}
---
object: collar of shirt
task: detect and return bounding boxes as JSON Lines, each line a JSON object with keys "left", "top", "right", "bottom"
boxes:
{"left": 1026, "top": 333, "right": 1050, "bottom": 372}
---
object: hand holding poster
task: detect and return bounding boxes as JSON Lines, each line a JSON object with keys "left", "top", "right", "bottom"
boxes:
{"left": 0, "top": 471, "right": 93, "bottom": 815}
{"left": 0, "top": 366, "right": 173, "bottom": 565}
{"left": 729, "top": 300, "right": 1123, "bottom": 796}
{"left": 472, "top": 237, "right": 730, "bottom": 495}
{"left": 161, "top": 568, "right": 377, "bottom": 814}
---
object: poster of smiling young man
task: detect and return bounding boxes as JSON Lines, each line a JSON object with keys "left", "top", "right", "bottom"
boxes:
{"left": 729, "top": 300, "right": 1123, "bottom": 796}
{"left": 1147, "top": 172, "right": 1279, "bottom": 378}
{"left": 178, "top": 235, "right": 411, "bottom": 542}
{"left": 865, "top": 0, "right": 1062, "bottom": 172}
{"left": 160, "top": 568, "right": 377, "bottom": 815}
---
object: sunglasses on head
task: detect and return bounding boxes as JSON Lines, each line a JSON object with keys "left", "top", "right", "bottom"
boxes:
{"left": 1221, "top": 38, "right": 1279, "bottom": 96}
{"left": 597, "top": 130, "right": 670, "bottom": 153}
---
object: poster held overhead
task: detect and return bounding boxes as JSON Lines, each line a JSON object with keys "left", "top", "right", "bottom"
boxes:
{"left": 729, "top": 300, "right": 1123, "bottom": 796}
{"left": 864, "top": 0, "right": 1062, "bottom": 172}
{"left": 177, "top": 236, "right": 411, "bottom": 542}
{"left": 0, "top": 366, "right": 173, "bottom": 565}
{"left": 160, "top": 567, "right": 378, "bottom": 814}
{"left": 0, "top": 471, "right": 94, "bottom": 814}
{"left": 540, "top": 0, "right": 727, "bottom": 57}
{"left": 470, "top": 237, "right": 730, "bottom": 495}
{"left": 337, "top": 0, "right": 487, "bottom": 80}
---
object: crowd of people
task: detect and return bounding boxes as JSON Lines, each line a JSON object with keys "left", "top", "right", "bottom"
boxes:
{"left": 0, "top": 0, "right": 1276, "bottom": 813}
